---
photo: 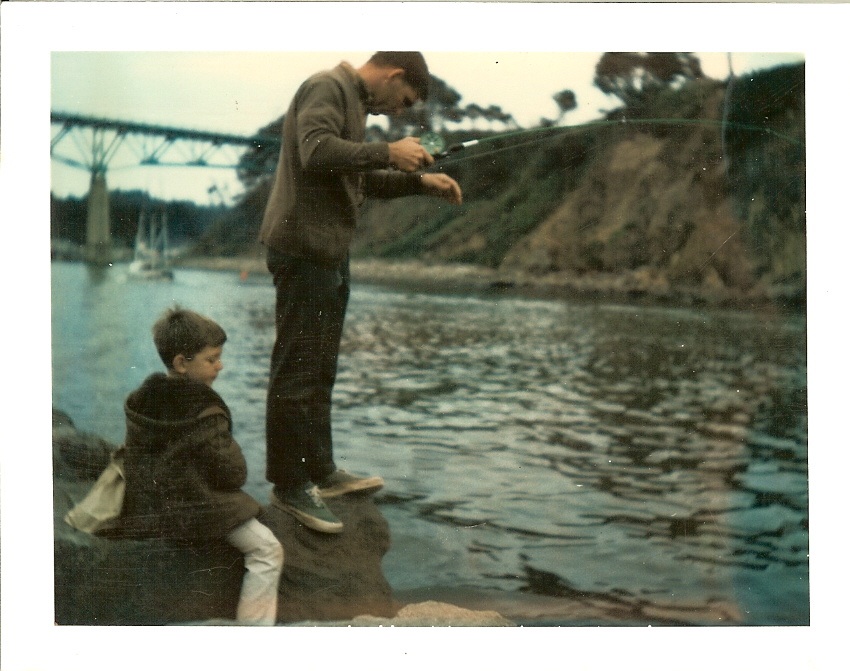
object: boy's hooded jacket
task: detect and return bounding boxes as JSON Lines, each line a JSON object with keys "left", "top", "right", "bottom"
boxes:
{"left": 118, "top": 373, "right": 260, "bottom": 544}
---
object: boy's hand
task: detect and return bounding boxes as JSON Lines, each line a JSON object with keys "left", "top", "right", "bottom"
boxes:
{"left": 421, "top": 173, "right": 463, "bottom": 205}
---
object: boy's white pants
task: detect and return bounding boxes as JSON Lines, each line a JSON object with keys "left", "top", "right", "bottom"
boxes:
{"left": 226, "top": 518, "right": 284, "bottom": 625}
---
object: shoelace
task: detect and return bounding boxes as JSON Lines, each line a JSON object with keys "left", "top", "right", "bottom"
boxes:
{"left": 306, "top": 486, "right": 325, "bottom": 507}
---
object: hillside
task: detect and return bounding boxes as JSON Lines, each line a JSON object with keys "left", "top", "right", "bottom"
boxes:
{"left": 167, "top": 62, "right": 805, "bottom": 307}
{"left": 350, "top": 63, "right": 805, "bottom": 307}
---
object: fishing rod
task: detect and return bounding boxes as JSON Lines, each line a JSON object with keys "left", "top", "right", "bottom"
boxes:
{"left": 418, "top": 116, "right": 803, "bottom": 169}
{"left": 420, "top": 131, "right": 480, "bottom": 159}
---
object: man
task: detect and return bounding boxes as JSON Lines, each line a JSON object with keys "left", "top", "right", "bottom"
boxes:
{"left": 260, "top": 52, "right": 462, "bottom": 533}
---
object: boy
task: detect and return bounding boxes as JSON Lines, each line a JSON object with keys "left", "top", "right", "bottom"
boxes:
{"left": 120, "top": 306, "right": 283, "bottom": 625}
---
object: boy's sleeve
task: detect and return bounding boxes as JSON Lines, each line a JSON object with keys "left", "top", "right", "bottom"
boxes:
{"left": 192, "top": 408, "right": 248, "bottom": 490}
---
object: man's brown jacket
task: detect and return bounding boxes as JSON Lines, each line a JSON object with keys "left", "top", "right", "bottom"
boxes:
{"left": 260, "top": 62, "right": 426, "bottom": 266}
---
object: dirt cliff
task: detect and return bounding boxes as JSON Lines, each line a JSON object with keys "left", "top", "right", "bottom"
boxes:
{"left": 353, "top": 64, "right": 805, "bottom": 307}
{"left": 185, "top": 63, "right": 804, "bottom": 309}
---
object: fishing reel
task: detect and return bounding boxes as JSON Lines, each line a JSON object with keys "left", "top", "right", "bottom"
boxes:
{"left": 420, "top": 131, "right": 447, "bottom": 157}
{"left": 420, "top": 131, "right": 478, "bottom": 159}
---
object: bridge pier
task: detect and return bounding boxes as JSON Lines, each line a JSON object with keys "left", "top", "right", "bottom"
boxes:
{"left": 85, "top": 171, "right": 111, "bottom": 264}
{"left": 52, "top": 113, "right": 267, "bottom": 259}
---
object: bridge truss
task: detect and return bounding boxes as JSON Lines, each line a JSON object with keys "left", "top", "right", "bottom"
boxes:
{"left": 50, "top": 111, "right": 281, "bottom": 176}
{"left": 50, "top": 111, "right": 281, "bottom": 263}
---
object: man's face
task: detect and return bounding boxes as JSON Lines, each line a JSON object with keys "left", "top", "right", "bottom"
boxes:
{"left": 369, "top": 72, "right": 419, "bottom": 116}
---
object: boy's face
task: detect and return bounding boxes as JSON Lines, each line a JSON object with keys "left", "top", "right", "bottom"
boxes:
{"left": 175, "top": 345, "right": 223, "bottom": 387}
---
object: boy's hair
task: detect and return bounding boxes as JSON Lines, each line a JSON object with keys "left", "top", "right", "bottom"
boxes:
{"left": 152, "top": 306, "right": 227, "bottom": 369}
{"left": 368, "top": 51, "right": 430, "bottom": 101}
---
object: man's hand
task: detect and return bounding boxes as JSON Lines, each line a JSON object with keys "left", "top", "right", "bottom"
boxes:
{"left": 388, "top": 137, "right": 434, "bottom": 172}
{"left": 421, "top": 173, "right": 463, "bottom": 205}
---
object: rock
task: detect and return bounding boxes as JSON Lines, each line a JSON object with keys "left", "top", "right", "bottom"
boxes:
{"left": 54, "top": 408, "right": 397, "bottom": 625}
{"left": 351, "top": 600, "right": 515, "bottom": 627}
{"left": 264, "top": 495, "right": 396, "bottom": 623}
{"left": 54, "top": 508, "right": 245, "bottom": 625}
{"left": 53, "top": 408, "right": 113, "bottom": 480}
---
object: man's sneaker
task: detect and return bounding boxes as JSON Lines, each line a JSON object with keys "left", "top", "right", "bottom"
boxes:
{"left": 316, "top": 470, "right": 384, "bottom": 499}
{"left": 270, "top": 485, "right": 343, "bottom": 534}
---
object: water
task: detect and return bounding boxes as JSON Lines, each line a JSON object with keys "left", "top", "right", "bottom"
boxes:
{"left": 51, "top": 261, "right": 808, "bottom": 625}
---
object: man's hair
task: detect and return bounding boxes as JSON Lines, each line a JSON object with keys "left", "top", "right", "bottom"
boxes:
{"left": 368, "top": 51, "right": 430, "bottom": 101}
{"left": 152, "top": 306, "right": 227, "bottom": 369}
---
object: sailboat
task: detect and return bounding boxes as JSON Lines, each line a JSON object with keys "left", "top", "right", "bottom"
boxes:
{"left": 128, "top": 209, "right": 174, "bottom": 280}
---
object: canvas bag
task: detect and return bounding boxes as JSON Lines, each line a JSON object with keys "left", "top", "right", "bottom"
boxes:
{"left": 64, "top": 447, "right": 126, "bottom": 534}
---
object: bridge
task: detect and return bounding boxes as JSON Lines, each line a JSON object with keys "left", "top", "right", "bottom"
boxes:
{"left": 50, "top": 111, "right": 281, "bottom": 263}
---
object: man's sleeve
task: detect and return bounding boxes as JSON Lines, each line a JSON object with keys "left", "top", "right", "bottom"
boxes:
{"left": 296, "top": 78, "right": 389, "bottom": 172}
{"left": 364, "top": 170, "right": 427, "bottom": 199}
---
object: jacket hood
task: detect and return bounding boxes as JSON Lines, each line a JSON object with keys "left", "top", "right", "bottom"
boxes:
{"left": 125, "top": 373, "right": 229, "bottom": 442}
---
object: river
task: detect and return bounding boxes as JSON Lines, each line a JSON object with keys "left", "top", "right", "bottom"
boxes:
{"left": 51, "top": 260, "right": 808, "bottom": 625}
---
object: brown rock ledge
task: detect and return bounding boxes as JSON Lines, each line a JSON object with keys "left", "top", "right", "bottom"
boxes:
{"left": 53, "top": 409, "right": 512, "bottom": 626}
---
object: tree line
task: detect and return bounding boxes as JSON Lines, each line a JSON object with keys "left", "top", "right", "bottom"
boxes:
{"left": 52, "top": 53, "right": 737, "bottom": 253}
{"left": 237, "top": 52, "right": 713, "bottom": 188}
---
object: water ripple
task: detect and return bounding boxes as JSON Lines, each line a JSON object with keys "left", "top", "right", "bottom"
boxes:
{"left": 52, "top": 263, "right": 808, "bottom": 624}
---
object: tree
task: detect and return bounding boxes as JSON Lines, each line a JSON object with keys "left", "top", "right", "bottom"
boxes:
{"left": 386, "top": 76, "right": 519, "bottom": 136}
{"left": 235, "top": 73, "right": 523, "bottom": 190}
{"left": 236, "top": 116, "right": 284, "bottom": 192}
{"left": 458, "top": 103, "right": 518, "bottom": 131}
{"left": 594, "top": 52, "right": 705, "bottom": 107}
{"left": 552, "top": 89, "right": 577, "bottom": 122}
{"left": 386, "top": 75, "right": 465, "bottom": 138}
{"left": 464, "top": 102, "right": 485, "bottom": 129}
{"left": 484, "top": 104, "right": 519, "bottom": 130}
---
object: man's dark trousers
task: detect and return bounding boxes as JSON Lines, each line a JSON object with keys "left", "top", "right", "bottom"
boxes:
{"left": 265, "top": 248, "right": 350, "bottom": 492}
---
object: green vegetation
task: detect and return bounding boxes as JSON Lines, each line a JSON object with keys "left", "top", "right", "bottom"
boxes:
{"left": 51, "top": 190, "right": 224, "bottom": 248}
{"left": 355, "top": 60, "right": 805, "bottom": 304}
{"left": 724, "top": 64, "right": 806, "bottom": 283}
{"left": 52, "top": 54, "right": 805, "bottom": 304}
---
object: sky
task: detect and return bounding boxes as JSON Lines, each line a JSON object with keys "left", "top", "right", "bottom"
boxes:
{"left": 49, "top": 49, "right": 803, "bottom": 205}
{"left": 2, "top": 3, "right": 849, "bottom": 671}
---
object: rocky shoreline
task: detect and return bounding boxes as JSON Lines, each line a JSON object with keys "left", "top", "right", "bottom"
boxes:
{"left": 54, "top": 407, "right": 745, "bottom": 627}
{"left": 53, "top": 408, "right": 514, "bottom": 627}
{"left": 175, "top": 254, "right": 803, "bottom": 311}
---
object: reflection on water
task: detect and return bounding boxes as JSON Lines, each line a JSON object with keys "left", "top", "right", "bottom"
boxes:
{"left": 51, "top": 261, "right": 808, "bottom": 625}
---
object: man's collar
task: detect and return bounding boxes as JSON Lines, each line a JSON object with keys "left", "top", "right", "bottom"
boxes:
{"left": 339, "top": 61, "right": 371, "bottom": 106}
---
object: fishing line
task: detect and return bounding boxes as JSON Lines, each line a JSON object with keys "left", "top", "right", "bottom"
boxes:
{"left": 698, "top": 230, "right": 740, "bottom": 272}
{"left": 420, "top": 103, "right": 801, "bottom": 273}
{"left": 424, "top": 116, "right": 803, "bottom": 170}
